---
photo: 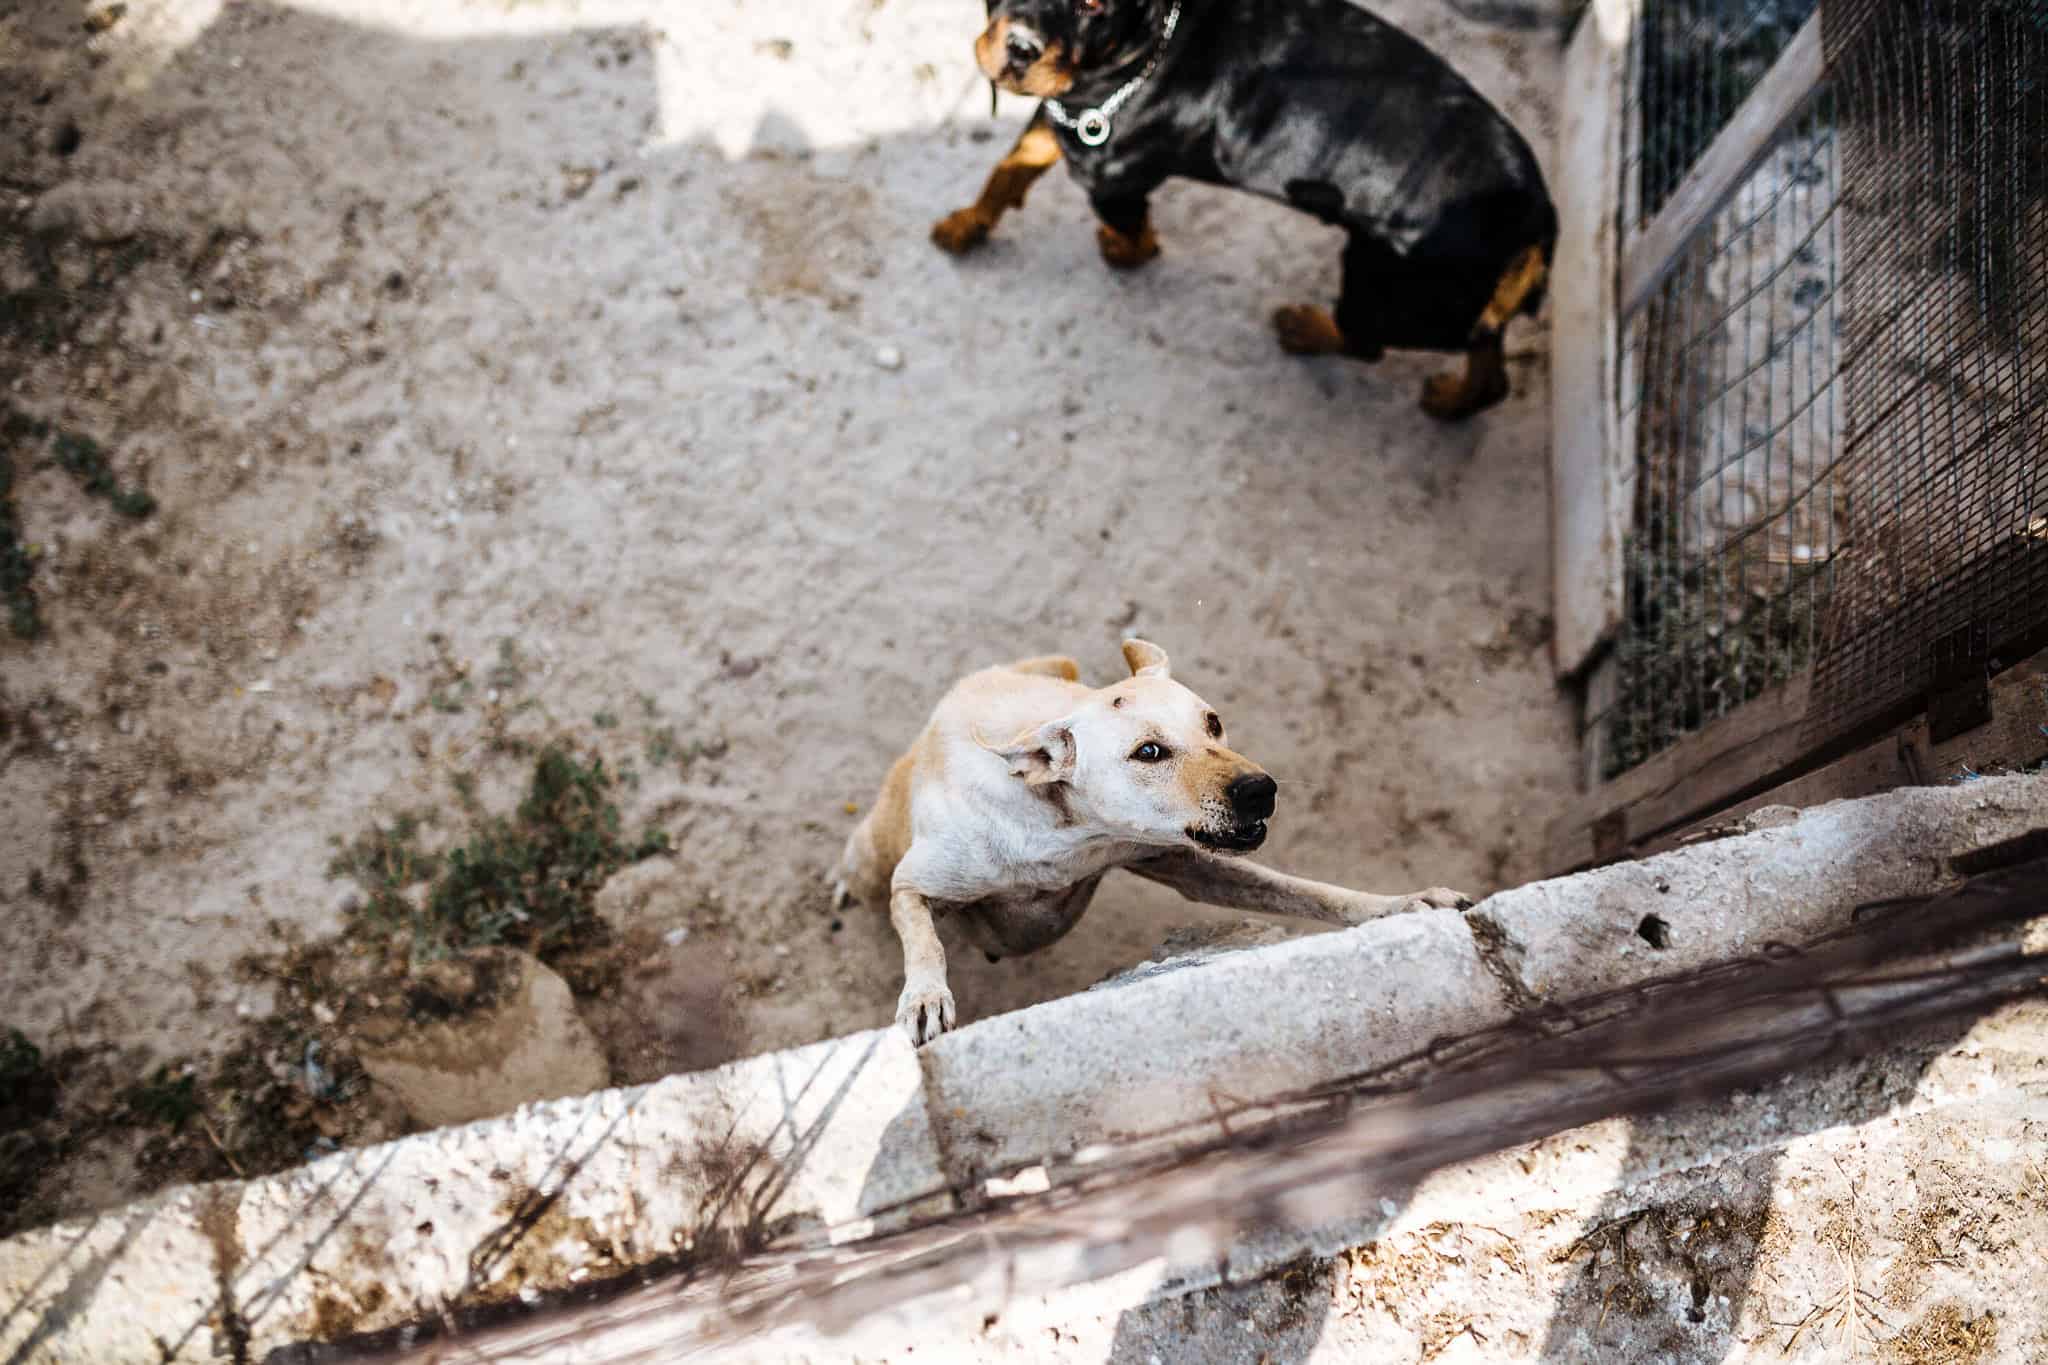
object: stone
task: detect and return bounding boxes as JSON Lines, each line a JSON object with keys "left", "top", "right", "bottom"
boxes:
{"left": 592, "top": 855, "right": 684, "bottom": 929}
{"left": 355, "top": 949, "right": 609, "bottom": 1128}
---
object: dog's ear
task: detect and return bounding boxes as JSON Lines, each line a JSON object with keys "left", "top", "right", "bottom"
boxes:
{"left": 975, "top": 719, "right": 1077, "bottom": 786}
{"left": 1121, "top": 638, "right": 1171, "bottom": 679}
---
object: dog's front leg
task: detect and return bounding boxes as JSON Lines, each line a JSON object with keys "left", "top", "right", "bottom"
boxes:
{"left": 1125, "top": 849, "right": 1470, "bottom": 927}
{"left": 931, "top": 111, "right": 1063, "bottom": 254}
{"left": 890, "top": 886, "right": 956, "bottom": 1045}
{"left": 1091, "top": 189, "right": 1160, "bottom": 269}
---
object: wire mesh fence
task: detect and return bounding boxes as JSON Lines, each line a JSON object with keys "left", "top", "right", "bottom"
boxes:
{"left": 1608, "top": 0, "right": 1838, "bottom": 776}
{"left": 1597, "top": 0, "right": 2047, "bottom": 779}
{"left": 1803, "top": 0, "right": 2048, "bottom": 745}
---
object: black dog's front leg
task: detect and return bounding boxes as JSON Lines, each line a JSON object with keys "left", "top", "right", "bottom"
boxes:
{"left": 1089, "top": 190, "right": 1160, "bottom": 270}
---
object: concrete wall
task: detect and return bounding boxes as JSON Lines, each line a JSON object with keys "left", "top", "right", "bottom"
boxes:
{"left": 2, "top": 773, "right": 2044, "bottom": 1362}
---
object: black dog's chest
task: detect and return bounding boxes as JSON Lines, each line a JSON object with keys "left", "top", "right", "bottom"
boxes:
{"left": 1052, "top": 116, "right": 1214, "bottom": 197}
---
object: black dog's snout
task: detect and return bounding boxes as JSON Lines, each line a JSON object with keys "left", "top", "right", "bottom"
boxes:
{"left": 1004, "top": 28, "right": 1043, "bottom": 69}
{"left": 1227, "top": 773, "right": 1277, "bottom": 822}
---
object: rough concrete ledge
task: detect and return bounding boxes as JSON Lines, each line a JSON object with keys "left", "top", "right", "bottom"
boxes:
{"left": 920, "top": 907, "right": 1511, "bottom": 1181}
{"left": 0, "top": 1029, "right": 942, "bottom": 1363}
{"left": 1472, "top": 773, "right": 2048, "bottom": 1003}
{"left": 1, "top": 774, "right": 2042, "bottom": 1362}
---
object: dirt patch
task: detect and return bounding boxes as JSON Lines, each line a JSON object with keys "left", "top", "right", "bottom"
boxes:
{"left": 1886, "top": 1301, "right": 1998, "bottom": 1365}
{"left": 0, "top": 940, "right": 403, "bottom": 1238}
{"left": 122, "top": 942, "right": 405, "bottom": 1194}
{"left": 1341, "top": 1221, "right": 1531, "bottom": 1317}
{"left": 1546, "top": 1197, "right": 1776, "bottom": 1338}
{"left": 309, "top": 1276, "right": 389, "bottom": 1348}
{"left": 724, "top": 163, "right": 883, "bottom": 310}
{"left": 0, "top": 1030, "right": 64, "bottom": 1230}
{"left": 0, "top": 0, "right": 1574, "bottom": 1236}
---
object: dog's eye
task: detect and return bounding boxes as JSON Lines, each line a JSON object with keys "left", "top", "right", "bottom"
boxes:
{"left": 1130, "top": 741, "right": 1169, "bottom": 763}
{"left": 1205, "top": 713, "right": 1223, "bottom": 739}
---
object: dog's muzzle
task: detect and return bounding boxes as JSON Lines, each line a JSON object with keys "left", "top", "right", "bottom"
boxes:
{"left": 976, "top": 18, "right": 1069, "bottom": 94}
{"left": 1189, "top": 772, "right": 1277, "bottom": 853}
{"left": 1190, "top": 820, "right": 1268, "bottom": 853}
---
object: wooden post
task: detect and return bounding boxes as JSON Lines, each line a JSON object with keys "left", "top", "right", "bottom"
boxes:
{"left": 1618, "top": 14, "right": 1825, "bottom": 318}
{"left": 1549, "top": 0, "right": 1638, "bottom": 679}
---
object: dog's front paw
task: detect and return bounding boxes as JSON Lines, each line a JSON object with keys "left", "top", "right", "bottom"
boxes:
{"left": 931, "top": 208, "right": 993, "bottom": 254}
{"left": 897, "top": 978, "right": 957, "bottom": 1046}
{"left": 1096, "top": 221, "right": 1160, "bottom": 269}
{"left": 1403, "top": 886, "right": 1475, "bottom": 912}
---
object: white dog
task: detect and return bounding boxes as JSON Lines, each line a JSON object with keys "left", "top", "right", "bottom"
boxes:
{"left": 835, "top": 641, "right": 1471, "bottom": 1044}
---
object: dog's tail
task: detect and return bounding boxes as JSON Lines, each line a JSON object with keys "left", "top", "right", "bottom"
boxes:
{"left": 1005, "top": 654, "right": 1081, "bottom": 682}
{"left": 831, "top": 820, "right": 865, "bottom": 912}
{"left": 1470, "top": 243, "right": 1550, "bottom": 342}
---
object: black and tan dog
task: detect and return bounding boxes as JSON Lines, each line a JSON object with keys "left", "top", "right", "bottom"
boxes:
{"left": 932, "top": 0, "right": 1557, "bottom": 420}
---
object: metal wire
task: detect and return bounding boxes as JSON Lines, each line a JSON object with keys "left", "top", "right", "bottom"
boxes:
{"left": 1599, "top": 0, "right": 2046, "bottom": 777}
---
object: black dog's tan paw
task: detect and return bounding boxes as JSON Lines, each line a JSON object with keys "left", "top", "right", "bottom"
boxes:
{"left": 897, "top": 977, "right": 957, "bottom": 1046}
{"left": 931, "top": 208, "right": 994, "bottom": 254}
{"left": 1420, "top": 368, "right": 1510, "bottom": 421}
{"left": 1096, "top": 222, "right": 1160, "bottom": 269}
{"left": 1272, "top": 304, "right": 1348, "bottom": 356}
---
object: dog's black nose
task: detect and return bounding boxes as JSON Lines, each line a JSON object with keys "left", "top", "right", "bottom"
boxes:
{"left": 1227, "top": 773, "right": 1277, "bottom": 822}
{"left": 1004, "top": 28, "right": 1043, "bottom": 69}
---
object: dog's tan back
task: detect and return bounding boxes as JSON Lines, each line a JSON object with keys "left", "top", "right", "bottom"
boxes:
{"left": 835, "top": 654, "right": 1084, "bottom": 907}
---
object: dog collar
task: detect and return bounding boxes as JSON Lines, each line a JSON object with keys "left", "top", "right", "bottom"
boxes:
{"left": 1043, "top": 0, "right": 1182, "bottom": 148}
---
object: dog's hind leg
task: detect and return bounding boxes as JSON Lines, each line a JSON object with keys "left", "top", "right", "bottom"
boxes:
{"left": 1005, "top": 654, "right": 1081, "bottom": 681}
{"left": 1274, "top": 233, "right": 1392, "bottom": 360}
{"left": 1125, "top": 849, "right": 1470, "bottom": 927}
{"left": 1470, "top": 244, "right": 1549, "bottom": 338}
{"left": 1418, "top": 245, "right": 1547, "bottom": 421}
{"left": 834, "top": 750, "right": 916, "bottom": 910}
{"left": 931, "top": 111, "right": 1063, "bottom": 254}
{"left": 1419, "top": 335, "right": 1510, "bottom": 422}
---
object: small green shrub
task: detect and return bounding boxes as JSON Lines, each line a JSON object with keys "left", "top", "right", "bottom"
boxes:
{"left": 333, "top": 744, "right": 669, "bottom": 963}
{"left": 122, "top": 1066, "right": 200, "bottom": 1130}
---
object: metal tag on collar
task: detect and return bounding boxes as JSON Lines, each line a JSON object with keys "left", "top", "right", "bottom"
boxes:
{"left": 1074, "top": 108, "right": 1112, "bottom": 146}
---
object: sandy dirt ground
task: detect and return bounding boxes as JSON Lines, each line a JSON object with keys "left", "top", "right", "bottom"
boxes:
{"left": 0, "top": 0, "right": 1573, "bottom": 1229}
